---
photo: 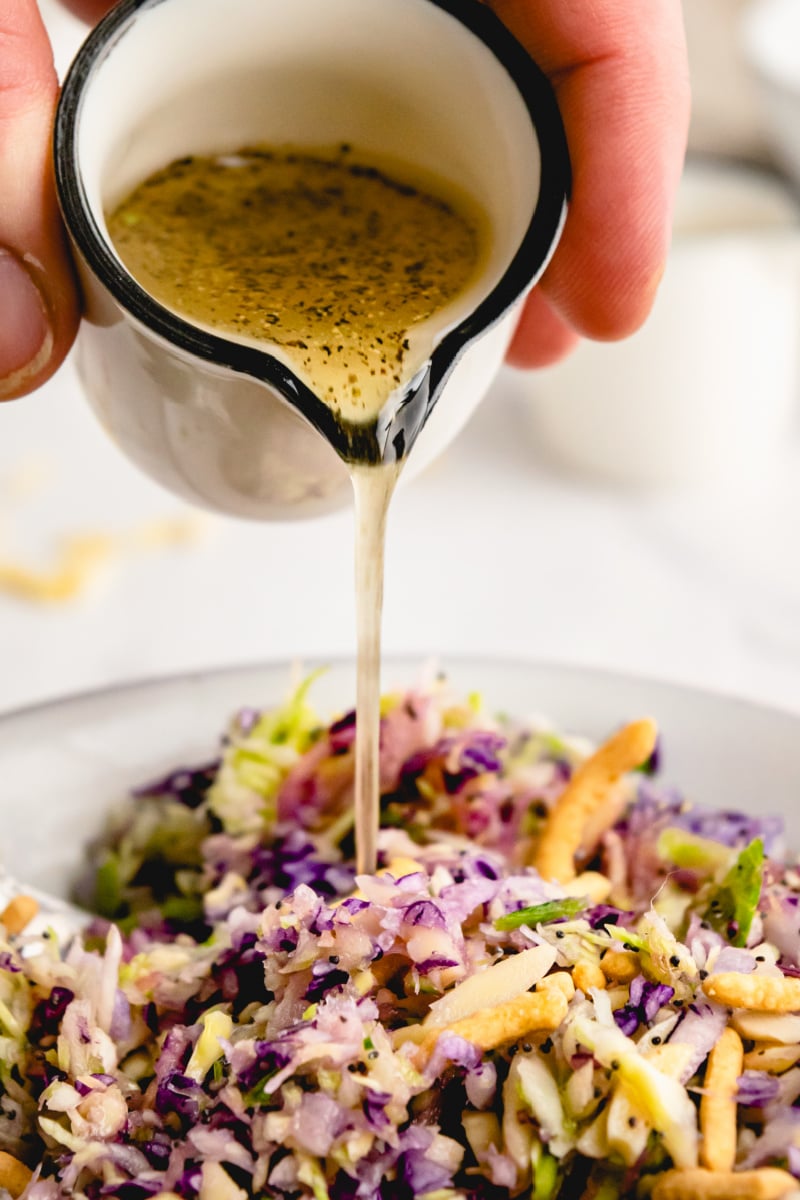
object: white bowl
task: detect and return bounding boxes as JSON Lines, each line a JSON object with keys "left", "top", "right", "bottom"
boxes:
{"left": 742, "top": 0, "right": 800, "bottom": 189}
{"left": 522, "top": 158, "right": 800, "bottom": 489}
{"left": 1, "top": 657, "right": 799, "bottom": 899}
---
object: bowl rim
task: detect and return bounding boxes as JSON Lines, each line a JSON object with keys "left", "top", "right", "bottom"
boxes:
{"left": 3, "top": 654, "right": 800, "bottom": 897}
{"left": 1, "top": 653, "right": 798, "bottom": 731}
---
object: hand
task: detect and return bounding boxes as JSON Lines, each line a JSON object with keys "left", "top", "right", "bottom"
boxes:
{"left": 488, "top": 0, "right": 691, "bottom": 367}
{"left": 0, "top": 0, "right": 113, "bottom": 401}
{"left": 0, "top": 0, "right": 689, "bottom": 400}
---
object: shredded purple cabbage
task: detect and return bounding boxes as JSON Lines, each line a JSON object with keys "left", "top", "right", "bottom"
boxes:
{"left": 3, "top": 681, "right": 798, "bottom": 1200}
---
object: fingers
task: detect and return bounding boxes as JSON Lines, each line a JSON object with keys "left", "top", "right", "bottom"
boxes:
{"left": 1, "top": 0, "right": 689, "bottom": 393}
{"left": 490, "top": 0, "right": 690, "bottom": 354}
{"left": 505, "top": 287, "right": 579, "bottom": 369}
{"left": 58, "top": 0, "right": 117, "bottom": 21}
{"left": 0, "top": 0, "right": 82, "bottom": 399}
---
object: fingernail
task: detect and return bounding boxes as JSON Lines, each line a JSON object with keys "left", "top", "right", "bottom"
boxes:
{"left": 0, "top": 249, "right": 53, "bottom": 398}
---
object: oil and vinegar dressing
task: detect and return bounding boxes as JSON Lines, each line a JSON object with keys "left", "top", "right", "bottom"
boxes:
{"left": 108, "top": 144, "right": 487, "bottom": 873}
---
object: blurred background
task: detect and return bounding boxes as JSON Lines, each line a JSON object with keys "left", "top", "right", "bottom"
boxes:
{"left": 2, "top": 0, "right": 800, "bottom": 715}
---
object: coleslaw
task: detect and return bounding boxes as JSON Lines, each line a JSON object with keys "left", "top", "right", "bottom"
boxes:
{"left": 1, "top": 675, "right": 799, "bottom": 1199}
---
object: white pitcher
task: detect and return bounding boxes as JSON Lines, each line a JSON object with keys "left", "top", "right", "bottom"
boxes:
{"left": 54, "top": 0, "right": 569, "bottom": 519}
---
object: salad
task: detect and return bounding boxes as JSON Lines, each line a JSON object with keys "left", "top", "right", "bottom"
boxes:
{"left": 1, "top": 674, "right": 800, "bottom": 1200}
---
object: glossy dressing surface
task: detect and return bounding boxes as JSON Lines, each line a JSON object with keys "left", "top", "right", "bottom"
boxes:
{"left": 108, "top": 145, "right": 486, "bottom": 426}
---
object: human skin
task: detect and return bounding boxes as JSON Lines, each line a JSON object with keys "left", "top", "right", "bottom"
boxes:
{"left": 0, "top": 0, "right": 689, "bottom": 398}
{"left": 488, "top": 0, "right": 691, "bottom": 367}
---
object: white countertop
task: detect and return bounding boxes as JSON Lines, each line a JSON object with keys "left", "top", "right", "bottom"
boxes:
{"left": 2, "top": 2, "right": 799, "bottom": 720}
{"left": 4, "top": 349, "right": 800, "bottom": 718}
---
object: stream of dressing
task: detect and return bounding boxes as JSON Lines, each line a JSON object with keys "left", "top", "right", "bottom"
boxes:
{"left": 351, "top": 464, "right": 400, "bottom": 875}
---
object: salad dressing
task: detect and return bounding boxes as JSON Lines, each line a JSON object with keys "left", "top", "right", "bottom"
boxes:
{"left": 351, "top": 464, "right": 399, "bottom": 873}
{"left": 108, "top": 144, "right": 486, "bottom": 873}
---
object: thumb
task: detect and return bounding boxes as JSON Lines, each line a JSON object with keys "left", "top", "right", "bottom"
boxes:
{"left": 0, "top": 0, "right": 81, "bottom": 400}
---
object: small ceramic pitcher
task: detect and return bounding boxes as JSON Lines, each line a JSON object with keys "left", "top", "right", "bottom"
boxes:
{"left": 55, "top": 0, "right": 569, "bottom": 519}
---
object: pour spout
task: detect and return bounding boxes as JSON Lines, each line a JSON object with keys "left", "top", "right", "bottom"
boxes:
{"left": 368, "top": 324, "right": 482, "bottom": 466}
{"left": 373, "top": 363, "right": 433, "bottom": 464}
{"left": 262, "top": 357, "right": 438, "bottom": 468}
{"left": 366, "top": 320, "right": 496, "bottom": 466}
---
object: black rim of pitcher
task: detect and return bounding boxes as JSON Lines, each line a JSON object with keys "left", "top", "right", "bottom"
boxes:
{"left": 54, "top": 0, "right": 571, "bottom": 464}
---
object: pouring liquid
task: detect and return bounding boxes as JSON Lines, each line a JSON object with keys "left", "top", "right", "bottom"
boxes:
{"left": 351, "top": 463, "right": 399, "bottom": 873}
{"left": 108, "top": 144, "right": 486, "bottom": 873}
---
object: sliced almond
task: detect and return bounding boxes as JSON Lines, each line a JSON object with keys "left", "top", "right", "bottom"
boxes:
{"left": 423, "top": 943, "right": 557, "bottom": 1030}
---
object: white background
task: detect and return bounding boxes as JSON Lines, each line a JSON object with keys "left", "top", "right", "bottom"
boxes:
{"left": 1, "top": 1, "right": 799, "bottom": 719}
